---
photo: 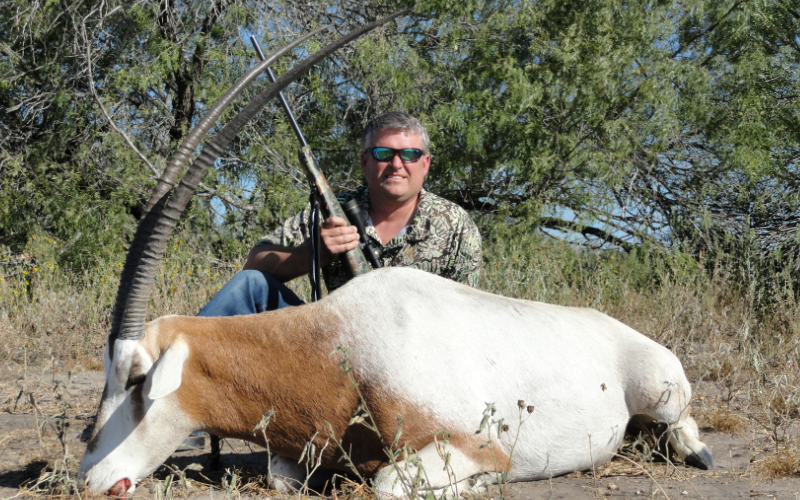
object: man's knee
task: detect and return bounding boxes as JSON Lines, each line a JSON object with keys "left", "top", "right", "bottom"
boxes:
{"left": 226, "top": 270, "right": 303, "bottom": 310}
{"left": 230, "top": 269, "right": 274, "bottom": 290}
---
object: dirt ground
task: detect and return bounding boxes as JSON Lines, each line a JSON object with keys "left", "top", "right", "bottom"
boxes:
{"left": 0, "top": 367, "right": 796, "bottom": 499}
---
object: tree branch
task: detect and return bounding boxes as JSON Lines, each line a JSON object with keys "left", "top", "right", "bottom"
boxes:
{"left": 196, "top": 182, "right": 259, "bottom": 212}
{"left": 80, "top": 13, "right": 160, "bottom": 178}
{"left": 539, "top": 217, "right": 636, "bottom": 253}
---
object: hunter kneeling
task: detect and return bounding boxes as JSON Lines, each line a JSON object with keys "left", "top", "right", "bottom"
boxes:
{"left": 197, "top": 111, "right": 482, "bottom": 318}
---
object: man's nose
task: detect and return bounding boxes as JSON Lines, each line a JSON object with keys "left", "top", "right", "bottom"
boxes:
{"left": 389, "top": 154, "right": 405, "bottom": 169}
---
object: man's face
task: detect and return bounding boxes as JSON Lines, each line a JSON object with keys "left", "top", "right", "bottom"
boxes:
{"left": 360, "top": 128, "right": 430, "bottom": 205}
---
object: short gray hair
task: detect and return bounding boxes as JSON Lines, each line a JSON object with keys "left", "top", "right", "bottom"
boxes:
{"left": 361, "top": 112, "right": 430, "bottom": 153}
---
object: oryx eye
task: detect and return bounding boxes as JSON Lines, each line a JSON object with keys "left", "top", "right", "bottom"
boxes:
{"left": 125, "top": 373, "right": 146, "bottom": 390}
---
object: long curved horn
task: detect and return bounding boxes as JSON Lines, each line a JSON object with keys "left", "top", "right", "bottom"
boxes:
{"left": 109, "top": 26, "right": 330, "bottom": 343}
{"left": 142, "top": 25, "right": 331, "bottom": 215}
{"left": 111, "top": 9, "right": 410, "bottom": 347}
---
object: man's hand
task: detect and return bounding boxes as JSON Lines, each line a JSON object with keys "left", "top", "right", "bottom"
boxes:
{"left": 320, "top": 216, "right": 360, "bottom": 267}
{"left": 242, "top": 216, "right": 360, "bottom": 283}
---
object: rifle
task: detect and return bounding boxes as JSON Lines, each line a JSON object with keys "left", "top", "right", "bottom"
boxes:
{"left": 249, "top": 36, "right": 381, "bottom": 290}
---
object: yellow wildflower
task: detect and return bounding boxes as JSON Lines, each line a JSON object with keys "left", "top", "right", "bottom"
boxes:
{"left": 22, "top": 270, "right": 27, "bottom": 275}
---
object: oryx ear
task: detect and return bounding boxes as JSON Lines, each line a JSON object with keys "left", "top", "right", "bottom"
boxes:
{"left": 145, "top": 342, "right": 189, "bottom": 400}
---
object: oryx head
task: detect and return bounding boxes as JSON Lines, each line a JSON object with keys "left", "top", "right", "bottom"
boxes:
{"left": 78, "top": 10, "right": 408, "bottom": 495}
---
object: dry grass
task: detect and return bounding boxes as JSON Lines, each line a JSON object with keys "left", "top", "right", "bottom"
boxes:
{"left": 695, "top": 406, "right": 749, "bottom": 434}
{"left": 752, "top": 446, "right": 800, "bottom": 478}
{"left": 0, "top": 229, "right": 791, "bottom": 497}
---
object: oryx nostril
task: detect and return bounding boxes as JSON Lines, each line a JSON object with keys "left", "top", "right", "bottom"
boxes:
{"left": 107, "top": 477, "right": 131, "bottom": 498}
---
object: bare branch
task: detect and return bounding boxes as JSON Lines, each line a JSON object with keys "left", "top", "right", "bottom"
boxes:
{"left": 80, "top": 10, "right": 160, "bottom": 178}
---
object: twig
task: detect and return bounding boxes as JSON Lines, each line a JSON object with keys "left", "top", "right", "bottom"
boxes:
{"left": 80, "top": 14, "right": 160, "bottom": 178}
{"left": 197, "top": 182, "right": 259, "bottom": 212}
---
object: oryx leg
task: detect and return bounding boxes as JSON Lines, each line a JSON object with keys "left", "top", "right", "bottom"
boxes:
{"left": 265, "top": 453, "right": 336, "bottom": 493}
{"left": 264, "top": 454, "right": 309, "bottom": 492}
{"left": 374, "top": 440, "right": 508, "bottom": 500}
{"left": 630, "top": 379, "right": 714, "bottom": 470}
{"left": 664, "top": 412, "right": 713, "bottom": 470}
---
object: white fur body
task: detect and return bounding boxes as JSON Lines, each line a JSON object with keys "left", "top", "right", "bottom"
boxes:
{"left": 326, "top": 268, "right": 693, "bottom": 480}
{"left": 80, "top": 267, "right": 710, "bottom": 497}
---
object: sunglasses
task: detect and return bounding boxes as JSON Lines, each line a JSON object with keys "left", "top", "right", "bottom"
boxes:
{"left": 368, "top": 147, "right": 425, "bottom": 163}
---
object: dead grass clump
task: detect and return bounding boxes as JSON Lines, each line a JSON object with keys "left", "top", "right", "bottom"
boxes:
{"left": 702, "top": 359, "right": 734, "bottom": 382}
{"left": 18, "top": 459, "right": 84, "bottom": 499}
{"left": 696, "top": 406, "right": 748, "bottom": 434}
{"left": 768, "top": 393, "right": 800, "bottom": 420}
{"left": 0, "top": 230, "right": 248, "bottom": 368}
{"left": 753, "top": 447, "right": 800, "bottom": 478}
{"left": 746, "top": 264, "right": 800, "bottom": 478}
{"left": 332, "top": 476, "right": 374, "bottom": 500}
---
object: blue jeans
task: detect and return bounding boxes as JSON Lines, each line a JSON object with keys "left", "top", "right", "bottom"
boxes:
{"left": 197, "top": 270, "right": 304, "bottom": 317}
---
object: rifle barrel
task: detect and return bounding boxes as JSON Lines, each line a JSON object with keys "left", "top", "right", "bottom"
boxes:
{"left": 250, "top": 35, "right": 308, "bottom": 147}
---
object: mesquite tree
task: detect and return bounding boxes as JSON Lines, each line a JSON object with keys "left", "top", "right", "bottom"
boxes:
{"left": 1, "top": 0, "right": 797, "bottom": 280}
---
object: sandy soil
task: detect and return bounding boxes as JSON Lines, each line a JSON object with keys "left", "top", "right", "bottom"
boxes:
{"left": 0, "top": 367, "right": 796, "bottom": 499}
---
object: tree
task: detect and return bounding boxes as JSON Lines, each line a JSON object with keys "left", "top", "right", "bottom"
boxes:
{"left": 0, "top": 0, "right": 405, "bottom": 263}
{"left": 1, "top": 0, "right": 795, "bottom": 277}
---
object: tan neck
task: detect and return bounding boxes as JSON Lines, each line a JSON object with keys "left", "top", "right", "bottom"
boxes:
{"left": 166, "top": 307, "right": 363, "bottom": 461}
{"left": 154, "top": 304, "right": 490, "bottom": 477}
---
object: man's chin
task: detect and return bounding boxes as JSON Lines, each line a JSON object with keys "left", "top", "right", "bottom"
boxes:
{"left": 377, "top": 191, "right": 416, "bottom": 205}
{"left": 376, "top": 182, "right": 417, "bottom": 197}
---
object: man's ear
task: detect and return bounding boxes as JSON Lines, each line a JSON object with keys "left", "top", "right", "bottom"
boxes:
{"left": 144, "top": 342, "right": 189, "bottom": 400}
{"left": 360, "top": 150, "right": 369, "bottom": 173}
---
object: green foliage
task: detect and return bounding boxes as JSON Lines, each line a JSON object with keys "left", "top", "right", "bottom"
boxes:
{"left": 1, "top": 0, "right": 796, "bottom": 298}
{"left": 480, "top": 229, "right": 709, "bottom": 309}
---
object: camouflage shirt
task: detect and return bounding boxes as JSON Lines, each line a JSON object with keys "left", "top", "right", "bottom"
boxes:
{"left": 257, "top": 186, "right": 482, "bottom": 291}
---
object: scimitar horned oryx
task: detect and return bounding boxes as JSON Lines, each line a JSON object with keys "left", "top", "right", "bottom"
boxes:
{"left": 77, "top": 10, "right": 714, "bottom": 498}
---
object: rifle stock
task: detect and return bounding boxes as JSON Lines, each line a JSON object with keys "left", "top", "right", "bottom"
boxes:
{"left": 249, "top": 34, "right": 374, "bottom": 280}
{"left": 298, "top": 146, "right": 373, "bottom": 277}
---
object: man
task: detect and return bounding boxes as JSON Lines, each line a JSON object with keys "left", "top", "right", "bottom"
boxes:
{"left": 197, "top": 112, "right": 482, "bottom": 317}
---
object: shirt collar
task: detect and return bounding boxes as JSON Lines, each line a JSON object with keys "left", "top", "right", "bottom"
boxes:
{"left": 360, "top": 186, "right": 431, "bottom": 245}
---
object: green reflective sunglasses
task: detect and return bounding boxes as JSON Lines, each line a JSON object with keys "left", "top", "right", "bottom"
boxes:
{"left": 369, "top": 147, "right": 424, "bottom": 163}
